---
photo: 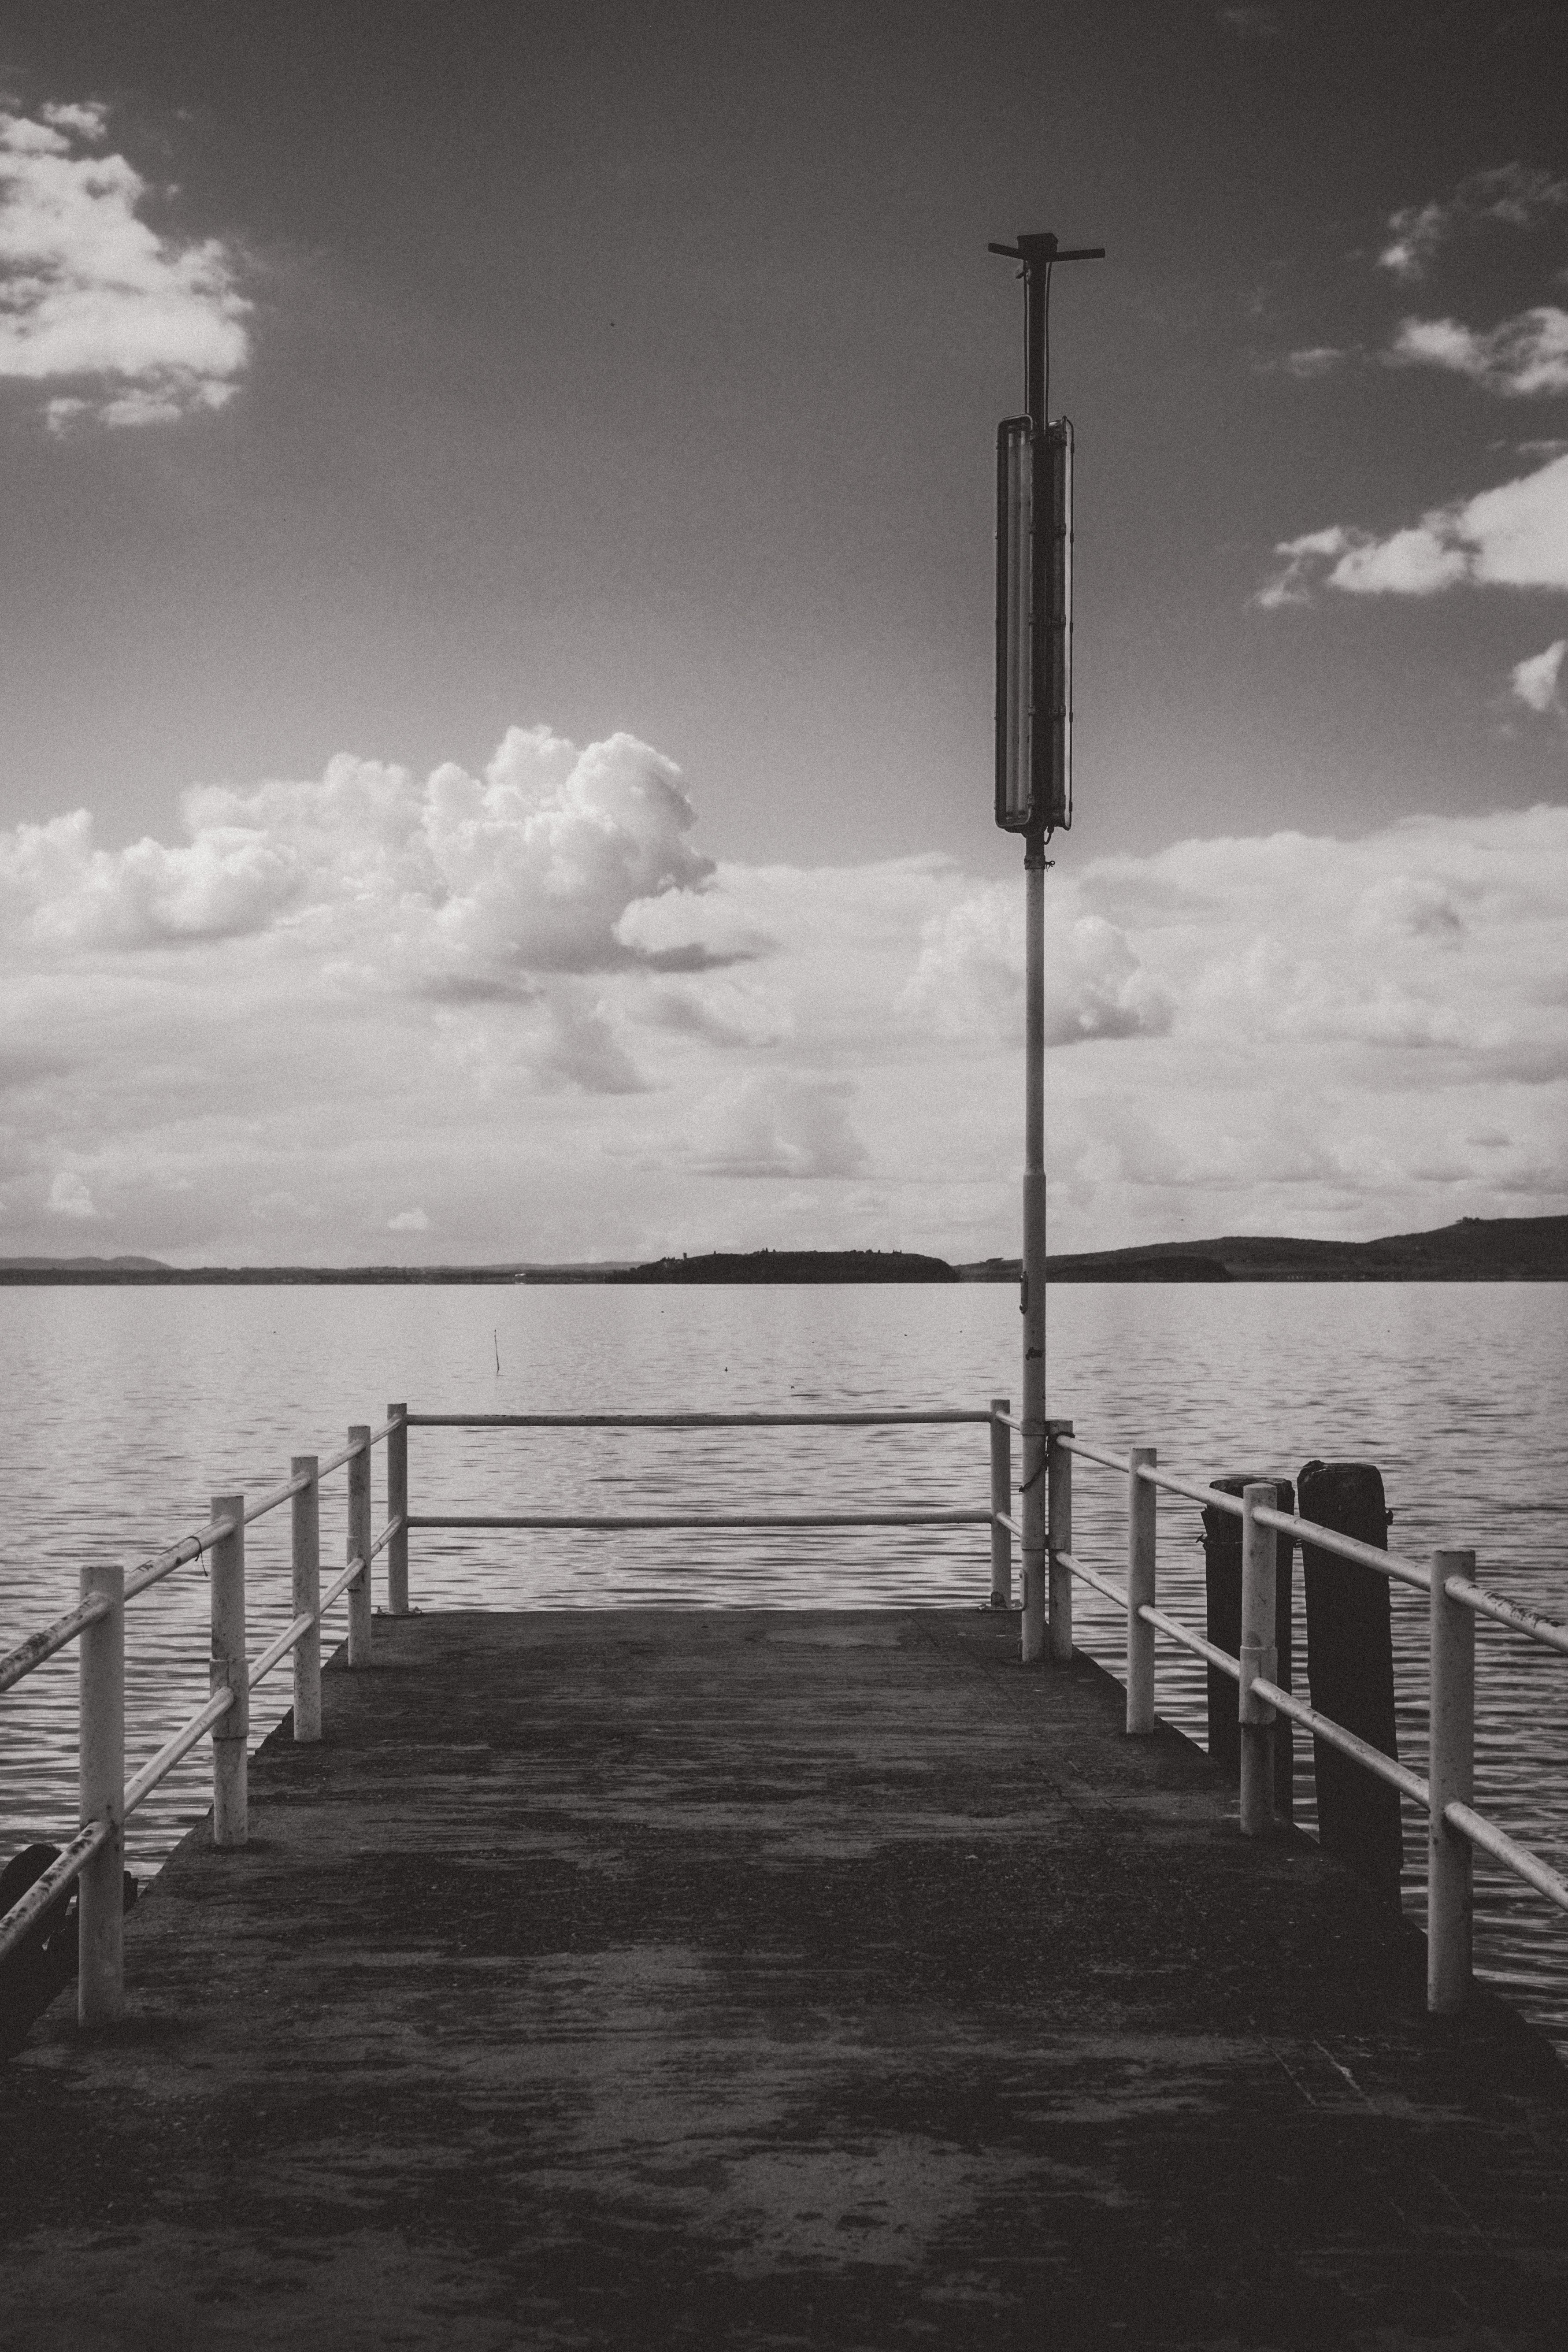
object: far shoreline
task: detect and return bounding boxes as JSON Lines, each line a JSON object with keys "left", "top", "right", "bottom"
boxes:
{"left": 2, "top": 1214, "right": 1564, "bottom": 1285}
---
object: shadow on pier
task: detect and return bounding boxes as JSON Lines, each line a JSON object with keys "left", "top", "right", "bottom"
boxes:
{"left": 3, "top": 1607, "right": 1565, "bottom": 2348}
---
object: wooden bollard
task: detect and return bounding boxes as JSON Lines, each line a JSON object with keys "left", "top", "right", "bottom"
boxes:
{"left": 387, "top": 1403, "right": 409, "bottom": 1616}
{"left": 292, "top": 1457, "right": 321, "bottom": 1742}
{"left": 1047, "top": 1422, "right": 1074, "bottom": 1664}
{"left": 1428, "top": 1547, "right": 1475, "bottom": 2013}
{"left": 78, "top": 1560, "right": 125, "bottom": 2025}
{"left": 347, "top": 1428, "right": 372, "bottom": 1666}
{"left": 1298, "top": 1459, "right": 1402, "bottom": 1903}
{"left": 1126, "top": 1447, "right": 1157, "bottom": 1734}
{"left": 1238, "top": 1484, "right": 1278, "bottom": 1836}
{"left": 209, "top": 1498, "right": 248, "bottom": 1848}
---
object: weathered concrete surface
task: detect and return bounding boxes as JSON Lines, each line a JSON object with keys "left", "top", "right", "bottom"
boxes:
{"left": 3, "top": 1607, "right": 1565, "bottom": 2350}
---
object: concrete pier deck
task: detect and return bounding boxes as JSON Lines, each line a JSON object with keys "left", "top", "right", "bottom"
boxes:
{"left": 3, "top": 1607, "right": 1566, "bottom": 2350}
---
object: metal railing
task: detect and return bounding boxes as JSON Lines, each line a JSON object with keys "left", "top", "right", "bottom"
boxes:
{"left": 5, "top": 1391, "right": 1564, "bottom": 2031}
{"left": 0, "top": 1411, "right": 405, "bottom": 2026}
{"left": 1020, "top": 1420, "right": 1568, "bottom": 2015}
{"left": 0, "top": 1398, "right": 1009, "bottom": 2028}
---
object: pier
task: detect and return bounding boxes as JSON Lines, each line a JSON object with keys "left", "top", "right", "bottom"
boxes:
{"left": 5, "top": 1404, "right": 1568, "bottom": 2345}
{"left": 3, "top": 1605, "right": 1565, "bottom": 2346}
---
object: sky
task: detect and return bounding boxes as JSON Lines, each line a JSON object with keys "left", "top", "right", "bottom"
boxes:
{"left": 0, "top": 0, "right": 1564, "bottom": 1265}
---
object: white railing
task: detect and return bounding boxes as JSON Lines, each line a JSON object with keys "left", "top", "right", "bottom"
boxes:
{"left": 6, "top": 1392, "right": 1564, "bottom": 2032}
{"left": 0, "top": 1399, "right": 1009, "bottom": 2028}
{"left": 1011, "top": 1419, "right": 1568, "bottom": 2015}
{"left": 0, "top": 1410, "right": 407, "bottom": 2026}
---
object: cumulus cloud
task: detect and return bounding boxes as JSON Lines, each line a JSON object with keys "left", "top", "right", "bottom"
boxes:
{"left": 0, "top": 734, "right": 1564, "bottom": 1260}
{"left": 901, "top": 888, "right": 1172, "bottom": 1047}
{"left": 1511, "top": 638, "right": 1566, "bottom": 715}
{"left": 0, "top": 807, "right": 302, "bottom": 946}
{"left": 1259, "top": 451, "right": 1568, "bottom": 605}
{"left": 1390, "top": 306, "right": 1568, "bottom": 398}
{"left": 1378, "top": 165, "right": 1568, "bottom": 281}
{"left": 0, "top": 103, "right": 250, "bottom": 427}
{"left": 0, "top": 727, "right": 721, "bottom": 984}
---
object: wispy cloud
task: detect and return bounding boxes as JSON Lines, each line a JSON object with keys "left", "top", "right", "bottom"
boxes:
{"left": 1279, "top": 345, "right": 1346, "bottom": 379}
{"left": 1511, "top": 639, "right": 1566, "bottom": 716}
{"left": 0, "top": 101, "right": 250, "bottom": 427}
{"left": 1258, "top": 450, "right": 1568, "bottom": 605}
{"left": 1390, "top": 306, "right": 1568, "bottom": 398}
{"left": 1379, "top": 164, "right": 1568, "bottom": 281}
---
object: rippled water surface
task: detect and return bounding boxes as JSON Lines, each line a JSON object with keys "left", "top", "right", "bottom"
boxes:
{"left": 3, "top": 1281, "right": 1565, "bottom": 2046}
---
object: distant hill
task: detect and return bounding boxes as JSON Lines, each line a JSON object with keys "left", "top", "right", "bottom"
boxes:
{"left": 608, "top": 1250, "right": 958, "bottom": 1285}
{"left": 2, "top": 1215, "right": 1564, "bottom": 1284}
{"left": 960, "top": 1214, "right": 1568, "bottom": 1284}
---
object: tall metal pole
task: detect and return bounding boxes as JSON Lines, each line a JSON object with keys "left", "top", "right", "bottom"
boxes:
{"left": 1020, "top": 849, "right": 1048, "bottom": 1659}
{"left": 988, "top": 229, "right": 1102, "bottom": 1665}
{"left": 1019, "top": 239, "right": 1053, "bottom": 1665}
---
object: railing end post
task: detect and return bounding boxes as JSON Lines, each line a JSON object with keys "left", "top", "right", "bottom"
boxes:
{"left": 209, "top": 1496, "right": 248, "bottom": 1849}
{"left": 78, "top": 1559, "right": 126, "bottom": 2026}
{"left": 1428, "top": 1546, "right": 1476, "bottom": 2013}
{"left": 1238, "top": 1481, "right": 1278, "bottom": 1836}
{"left": 1126, "top": 1445, "right": 1157, "bottom": 1732}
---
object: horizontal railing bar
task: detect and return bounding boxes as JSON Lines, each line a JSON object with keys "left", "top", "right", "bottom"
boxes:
{"left": 249, "top": 1611, "right": 319, "bottom": 1690}
{"left": 994, "top": 1412, "right": 1026, "bottom": 1434}
{"left": 1253, "top": 1503, "right": 1430, "bottom": 1593}
{"left": 1444, "top": 1574, "right": 1568, "bottom": 1657}
{"left": 369, "top": 1513, "right": 404, "bottom": 1561}
{"left": 1142, "top": 1465, "right": 1243, "bottom": 1515}
{"left": 1058, "top": 1551, "right": 1130, "bottom": 1614}
{"left": 1250, "top": 1676, "right": 1430, "bottom": 1806}
{"left": 1138, "top": 1600, "right": 1242, "bottom": 1681}
{"left": 404, "top": 1410, "right": 991, "bottom": 1428}
{"left": 1444, "top": 1801, "right": 1568, "bottom": 1914}
{"left": 315, "top": 1437, "right": 366, "bottom": 1481}
{"left": 0, "top": 1591, "right": 114, "bottom": 1694}
{"left": 0, "top": 1820, "right": 112, "bottom": 1965}
{"left": 1064, "top": 1443, "right": 1437, "bottom": 1594}
{"left": 408, "top": 1511, "right": 994, "bottom": 1531}
{"left": 242, "top": 1470, "right": 313, "bottom": 1525}
{"left": 318, "top": 1553, "right": 367, "bottom": 1616}
{"left": 125, "top": 1518, "right": 237, "bottom": 1603}
{"left": 996, "top": 1513, "right": 1024, "bottom": 1540}
{"left": 123, "top": 1689, "right": 235, "bottom": 1816}
{"left": 1059, "top": 1435, "right": 1127, "bottom": 1475}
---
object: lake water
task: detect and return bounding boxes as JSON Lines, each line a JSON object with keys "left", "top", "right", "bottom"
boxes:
{"left": 3, "top": 1281, "right": 1566, "bottom": 2049}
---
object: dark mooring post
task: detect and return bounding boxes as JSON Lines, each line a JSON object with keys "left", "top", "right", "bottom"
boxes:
{"left": 1203, "top": 1476, "right": 1294, "bottom": 1820}
{"left": 1298, "top": 1459, "right": 1403, "bottom": 1904}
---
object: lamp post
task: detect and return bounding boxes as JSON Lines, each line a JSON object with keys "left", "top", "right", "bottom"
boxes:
{"left": 989, "top": 230, "right": 1103, "bottom": 1662}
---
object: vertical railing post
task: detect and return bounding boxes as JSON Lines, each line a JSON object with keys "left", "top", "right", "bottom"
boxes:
{"left": 292, "top": 1456, "right": 321, "bottom": 1742}
{"left": 78, "top": 1560, "right": 125, "bottom": 2026}
{"left": 1127, "top": 1447, "right": 1157, "bottom": 1733}
{"left": 347, "top": 1427, "right": 373, "bottom": 1666}
{"left": 989, "top": 1397, "right": 1012, "bottom": 1608}
{"left": 210, "top": 1496, "right": 248, "bottom": 1848}
{"left": 1239, "top": 1482, "right": 1278, "bottom": 1835}
{"left": 1428, "top": 1546, "right": 1475, "bottom": 2014}
{"left": 1047, "top": 1422, "right": 1074, "bottom": 1664}
{"left": 387, "top": 1403, "right": 409, "bottom": 1616}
